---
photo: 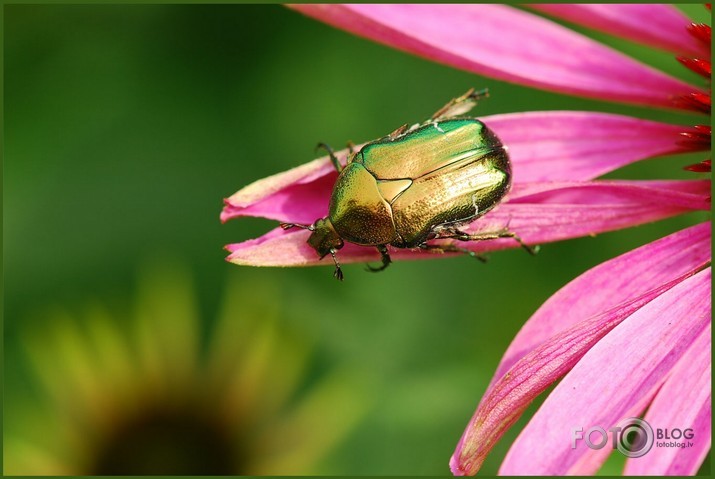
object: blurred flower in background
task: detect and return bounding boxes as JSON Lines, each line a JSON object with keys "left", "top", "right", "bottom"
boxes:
{"left": 4, "top": 261, "right": 367, "bottom": 475}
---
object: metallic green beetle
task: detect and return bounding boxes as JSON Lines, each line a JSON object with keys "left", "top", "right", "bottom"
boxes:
{"left": 282, "top": 89, "right": 537, "bottom": 280}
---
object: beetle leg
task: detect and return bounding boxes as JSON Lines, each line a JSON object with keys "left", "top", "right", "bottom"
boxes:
{"left": 388, "top": 123, "right": 409, "bottom": 139}
{"left": 280, "top": 222, "right": 315, "bottom": 231}
{"left": 430, "top": 88, "right": 490, "bottom": 121}
{"left": 329, "top": 248, "right": 344, "bottom": 281}
{"left": 316, "top": 142, "right": 342, "bottom": 173}
{"left": 365, "top": 244, "right": 392, "bottom": 272}
{"left": 420, "top": 242, "right": 488, "bottom": 263}
{"left": 440, "top": 227, "right": 540, "bottom": 256}
{"left": 346, "top": 141, "right": 357, "bottom": 164}
{"left": 346, "top": 141, "right": 356, "bottom": 155}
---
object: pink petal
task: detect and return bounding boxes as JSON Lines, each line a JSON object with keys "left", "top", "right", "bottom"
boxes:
{"left": 624, "top": 324, "right": 711, "bottom": 475}
{"left": 498, "top": 268, "right": 711, "bottom": 475}
{"left": 450, "top": 223, "right": 710, "bottom": 475}
{"left": 487, "top": 112, "right": 698, "bottom": 183}
{"left": 289, "top": 4, "right": 702, "bottom": 109}
{"left": 221, "top": 156, "right": 337, "bottom": 224}
{"left": 221, "top": 112, "right": 698, "bottom": 224}
{"left": 225, "top": 181, "right": 709, "bottom": 267}
{"left": 529, "top": 4, "right": 708, "bottom": 57}
{"left": 487, "top": 221, "right": 711, "bottom": 394}
{"left": 449, "top": 270, "right": 696, "bottom": 476}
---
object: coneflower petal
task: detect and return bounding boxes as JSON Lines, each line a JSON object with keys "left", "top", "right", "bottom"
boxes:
{"left": 484, "top": 222, "right": 711, "bottom": 396}
{"left": 487, "top": 112, "right": 700, "bottom": 183}
{"left": 289, "top": 4, "right": 702, "bottom": 109}
{"left": 498, "top": 267, "right": 711, "bottom": 475}
{"left": 449, "top": 270, "right": 697, "bottom": 476}
{"left": 528, "top": 4, "right": 708, "bottom": 57}
{"left": 624, "top": 324, "right": 711, "bottom": 475}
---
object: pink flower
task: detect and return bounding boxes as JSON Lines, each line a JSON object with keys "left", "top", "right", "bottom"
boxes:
{"left": 221, "top": 4, "right": 711, "bottom": 475}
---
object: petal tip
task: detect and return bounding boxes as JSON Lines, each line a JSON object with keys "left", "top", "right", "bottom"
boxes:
{"left": 449, "top": 454, "right": 466, "bottom": 476}
{"left": 220, "top": 199, "right": 238, "bottom": 223}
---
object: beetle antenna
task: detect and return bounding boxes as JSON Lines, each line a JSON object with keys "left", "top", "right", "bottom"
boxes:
{"left": 330, "top": 249, "right": 344, "bottom": 281}
{"left": 280, "top": 222, "right": 315, "bottom": 231}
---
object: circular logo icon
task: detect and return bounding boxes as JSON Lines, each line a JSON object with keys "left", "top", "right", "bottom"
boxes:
{"left": 616, "top": 417, "right": 654, "bottom": 458}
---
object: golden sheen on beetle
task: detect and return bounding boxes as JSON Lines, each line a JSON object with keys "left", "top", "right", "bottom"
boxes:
{"left": 281, "top": 89, "right": 538, "bottom": 280}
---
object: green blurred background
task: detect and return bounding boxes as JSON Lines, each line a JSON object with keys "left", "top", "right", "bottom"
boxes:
{"left": 4, "top": 4, "right": 710, "bottom": 475}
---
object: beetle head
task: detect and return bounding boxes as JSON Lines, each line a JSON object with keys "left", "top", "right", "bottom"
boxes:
{"left": 308, "top": 218, "right": 344, "bottom": 258}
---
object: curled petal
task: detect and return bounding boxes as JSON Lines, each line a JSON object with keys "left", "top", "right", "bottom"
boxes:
{"left": 624, "top": 324, "right": 711, "bottom": 475}
{"left": 225, "top": 181, "right": 710, "bottom": 267}
{"left": 221, "top": 157, "right": 337, "bottom": 224}
{"left": 487, "top": 221, "right": 711, "bottom": 395}
{"left": 449, "top": 269, "right": 698, "bottom": 476}
{"left": 289, "top": 4, "right": 701, "bottom": 109}
{"left": 221, "top": 113, "right": 697, "bottom": 224}
{"left": 529, "top": 4, "right": 708, "bottom": 57}
{"left": 226, "top": 226, "right": 320, "bottom": 267}
{"left": 498, "top": 268, "right": 711, "bottom": 475}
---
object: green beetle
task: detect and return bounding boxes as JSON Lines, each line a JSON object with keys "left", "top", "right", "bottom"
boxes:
{"left": 282, "top": 89, "right": 537, "bottom": 280}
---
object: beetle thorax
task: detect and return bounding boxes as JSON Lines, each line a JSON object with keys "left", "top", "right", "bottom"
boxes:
{"left": 307, "top": 218, "right": 344, "bottom": 258}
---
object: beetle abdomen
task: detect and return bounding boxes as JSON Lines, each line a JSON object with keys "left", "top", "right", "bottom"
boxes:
{"left": 328, "top": 163, "right": 398, "bottom": 246}
{"left": 367, "top": 119, "right": 511, "bottom": 247}
{"left": 392, "top": 148, "right": 510, "bottom": 246}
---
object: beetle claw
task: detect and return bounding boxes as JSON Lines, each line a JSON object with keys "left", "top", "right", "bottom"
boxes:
{"left": 329, "top": 249, "right": 344, "bottom": 281}
{"left": 365, "top": 263, "right": 389, "bottom": 273}
{"left": 333, "top": 266, "right": 344, "bottom": 281}
{"left": 473, "top": 253, "right": 489, "bottom": 263}
{"left": 365, "top": 245, "right": 392, "bottom": 273}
